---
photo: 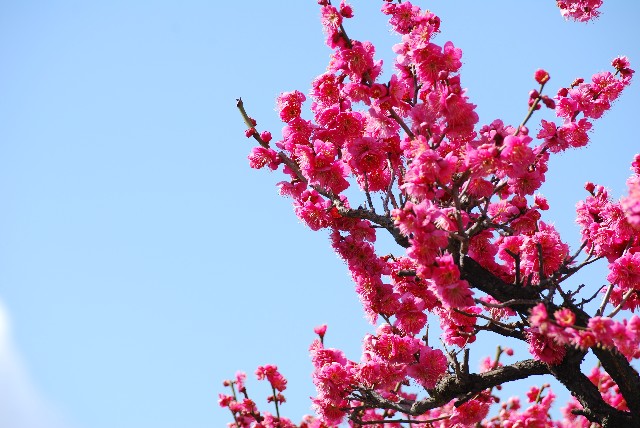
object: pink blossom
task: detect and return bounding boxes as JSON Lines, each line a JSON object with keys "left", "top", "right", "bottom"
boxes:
{"left": 450, "top": 396, "right": 491, "bottom": 426}
{"left": 393, "top": 201, "right": 449, "bottom": 268}
{"left": 357, "top": 352, "right": 406, "bottom": 390}
{"left": 341, "top": 82, "right": 371, "bottom": 105}
{"left": 311, "top": 396, "right": 347, "bottom": 427}
{"left": 329, "top": 41, "right": 378, "bottom": 83}
{"left": 437, "top": 306, "right": 480, "bottom": 347}
{"left": 468, "top": 230, "right": 502, "bottom": 275}
{"left": 248, "top": 146, "right": 280, "bottom": 170}
{"left": 389, "top": 258, "right": 440, "bottom": 308}
{"left": 479, "top": 295, "right": 516, "bottom": 321}
{"left": 555, "top": 308, "right": 576, "bottom": 327}
{"left": 576, "top": 185, "right": 635, "bottom": 261}
{"left": 521, "top": 222, "right": 570, "bottom": 282}
{"left": 394, "top": 294, "right": 428, "bottom": 335}
{"left": 310, "top": 73, "right": 340, "bottom": 109}
{"left": 587, "top": 365, "right": 629, "bottom": 411}
{"left": 363, "top": 328, "right": 421, "bottom": 365}
{"left": 402, "top": 148, "right": 458, "bottom": 200}
{"left": 293, "top": 189, "right": 334, "bottom": 231}
{"left": 276, "top": 90, "right": 306, "bottom": 123}
{"left": 313, "top": 324, "right": 327, "bottom": 339}
{"left": 320, "top": 5, "right": 343, "bottom": 46}
{"left": 338, "top": 0, "right": 353, "bottom": 18}
{"left": 437, "top": 278, "right": 474, "bottom": 309}
{"left": 406, "top": 345, "right": 447, "bottom": 389}
{"left": 313, "top": 362, "right": 354, "bottom": 400}
{"left": 330, "top": 111, "right": 365, "bottom": 144}
{"left": 344, "top": 136, "right": 386, "bottom": 174}
{"left": 218, "top": 393, "right": 234, "bottom": 408}
{"left": 529, "top": 303, "right": 549, "bottom": 331}
{"left": 255, "top": 364, "right": 288, "bottom": 392}
{"left": 527, "top": 328, "right": 566, "bottom": 365}
{"left": 607, "top": 251, "right": 640, "bottom": 296}
{"left": 534, "top": 194, "right": 550, "bottom": 210}
{"left": 382, "top": 2, "right": 424, "bottom": 35}
{"left": 296, "top": 141, "right": 349, "bottom": 194}
{"left": 556, "top": 0, "right": 603, "bottom": 22}
{"left": 557, "top": 118, "right": 592, "bottom": 149}
{"left": 487, "top": 199, "right": 520, "bottom": 223}
{"left": 244, "top": 127, "right": 256, "bottom": 138}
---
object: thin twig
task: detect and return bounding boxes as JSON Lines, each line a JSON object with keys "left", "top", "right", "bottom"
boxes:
{"left": 515, "top": 81, "right": 546, "bottom": 136}
{"left": 606, "top": 288, "right": 636, "bottom": 318}
{"left": 236, "top": 98, "right": 269, "bottom": 148}
{"left": 596, "top": 284, "right": 614, "bottom": 316}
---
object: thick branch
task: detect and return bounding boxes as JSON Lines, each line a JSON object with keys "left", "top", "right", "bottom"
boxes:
{"left": 547, "top": 348, "right": 638, "bottom": 427}
{"left": 476, "top": 321, "right": 526, "bottom": 341}
{"left": 336, "top": 205, "right": 409, "bottom": 248}
{"left": 357, "top": 359, "right": 548, "bottom": 415}
{"left": 461, "top": 255, "right": 640, "bottom": 426}
{"left": 410, "top": 359, "right": 548, "bottom": 414}
{"left": 591, "top": 347, "right": 640, "bottom": 421}
{"left": 555, "top": 286, "right": 640, "bottom": 419}
{"left": 461, "top": 256, "right": 539, "bottom": 313}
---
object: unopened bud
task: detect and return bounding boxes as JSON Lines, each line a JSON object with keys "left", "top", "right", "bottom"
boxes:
{"left": 541, "top": 96, "right": 556, "bottom": 109}
{"left": 534, "top": 69, "right": 550, "bottom": 84}
{"left": 585, "top": 182, "right": 596, "bottom": 194}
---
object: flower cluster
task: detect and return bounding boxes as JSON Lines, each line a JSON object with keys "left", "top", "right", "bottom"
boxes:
{"left": 538, "top": 56, "right": 633, "bottom": 154}
{"left": 219, "top": 369, "right": 301, "bottom": 428}
{"left": 528, "top": 303, "right": 640, "bottom": 361}
{"left": 576, "top": 183, "right": 636, "bottom": 261}
{"left": 484, "top": 385, "right": 557, "bottom": 427}
{"left": 231, "top": 0, "right": 640, "bottom": 426}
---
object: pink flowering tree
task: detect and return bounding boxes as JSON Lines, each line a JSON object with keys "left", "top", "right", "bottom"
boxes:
{"left": 221, "top": 1, "right": 640, "bottom": 427}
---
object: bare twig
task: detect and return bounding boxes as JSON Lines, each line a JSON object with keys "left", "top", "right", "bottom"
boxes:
{"left": 596, "top": 284, "right": 614, "bottom": 316}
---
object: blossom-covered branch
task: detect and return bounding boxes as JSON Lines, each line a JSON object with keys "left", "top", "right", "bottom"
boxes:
{"left": 226, "top": 0, "right": 640, "bottom": 427}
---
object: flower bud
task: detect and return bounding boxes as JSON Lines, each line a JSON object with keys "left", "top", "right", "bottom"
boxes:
{"left": 260, "top": 131, "right": 272, "bottom": 143}
{"left": 314, "top": 324, "right": 328, "bottom": 338}
{"left": 534, "top": 69, "right": 550, "bottom": 84}
{"left": 585, "top": 182, "right": 596, "bottom": 194}
{"left": 541, "top": 95, "right": 556, "bottom": 109}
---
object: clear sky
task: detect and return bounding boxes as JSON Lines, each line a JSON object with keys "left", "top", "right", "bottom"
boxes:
{"left": 1, "top": 1, "right": 639, "bottom": 427}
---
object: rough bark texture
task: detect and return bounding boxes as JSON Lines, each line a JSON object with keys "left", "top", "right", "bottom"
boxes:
{"left": 410, "top": 359, "right": 549, "bottom": 414}
{"left": 355, "top": 359, "right": 549, "bottom": 415}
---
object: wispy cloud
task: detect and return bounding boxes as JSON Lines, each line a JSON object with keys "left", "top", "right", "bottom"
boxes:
{"left": 0, "top": 299, "right": 71, "bottom": 428}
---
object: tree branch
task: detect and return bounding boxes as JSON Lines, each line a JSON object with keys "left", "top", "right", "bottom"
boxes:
{"left": 461, "top": 256, "right": 540, "bottom": 314}
{"left": 410, "top": 359, "right": 549, "bottom": 414}
{"left": 547, "top": 348, "right": 639, "bottom": 427}
{"left": 591, "top": 347, "right": 640, "bottom": 422}
{"left": 355, "top": 359, "right": 548, "bottom": 416}
{"left": 335, "top": 205, "right": 409, "bottom": 248}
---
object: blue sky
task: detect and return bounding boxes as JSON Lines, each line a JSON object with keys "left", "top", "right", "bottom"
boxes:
{"left": 1, "top": 1, "right": 639, "bottom": 427}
